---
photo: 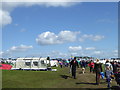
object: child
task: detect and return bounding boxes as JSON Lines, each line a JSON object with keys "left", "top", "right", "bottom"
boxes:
{"left": 105, "top": 66, "right": 114, "bottom": 88}
{"left": 114, "top": 68, "right": 120, "bottom": 87}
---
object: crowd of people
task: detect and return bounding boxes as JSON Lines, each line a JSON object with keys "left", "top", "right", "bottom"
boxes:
{"left": 58, "top": 57, "right": 120, "bottom": 88}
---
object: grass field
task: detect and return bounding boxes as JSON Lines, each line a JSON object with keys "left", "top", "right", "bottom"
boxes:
{"left": 2, "top": 66, "right": 119, "bottom": 89}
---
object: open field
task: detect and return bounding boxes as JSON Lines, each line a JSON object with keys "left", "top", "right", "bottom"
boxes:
{"left": 2, "top": 66, "right": 119, "bottom": 89}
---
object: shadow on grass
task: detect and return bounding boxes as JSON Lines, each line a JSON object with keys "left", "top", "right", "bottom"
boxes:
{"left": 76, "top": 82, "right": 97, "bottom": 85}
{"left": 76, "top": 81, "right": 106, "bottom": 85}
{"left": 60, "top": 75, "right": 70, "bottom": 79}
{"left": 100, "top": 82, "right": 106, "bottom": 84}
{"left": 111, "top": 86, "right": 120, "bottom": 89}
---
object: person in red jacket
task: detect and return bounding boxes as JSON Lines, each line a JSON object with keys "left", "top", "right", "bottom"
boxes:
{"left": 88, "top": 60, "right": 94, "bottom": 73}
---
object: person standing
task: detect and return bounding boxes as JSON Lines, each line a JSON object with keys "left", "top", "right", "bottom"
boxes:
{"left": 114, "top": 68, "right": 120, "bottom": 88}
{"left": 112, "top": 61, "right": 119, "bottom": 74}
{"left": 70, "top": 57, "right": 79, "bottom": 79}
{"left": 94, "top": 59, "right": 103, "bottom": 85}
{"left": 59, "top": 61, "right": 63, "bottom": 68}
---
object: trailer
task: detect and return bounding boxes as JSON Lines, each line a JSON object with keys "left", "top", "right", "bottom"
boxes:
{"left": 11, "top": 57, "right": 48, "bottom": 70}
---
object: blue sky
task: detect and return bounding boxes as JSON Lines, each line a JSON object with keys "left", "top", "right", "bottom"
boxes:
{"left": 1, "top": 2, "right": 118, "bottom": 59}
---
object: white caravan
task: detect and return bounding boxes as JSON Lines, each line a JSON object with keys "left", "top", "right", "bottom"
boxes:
{"left": 50, "top": 60, "right": 58, "bottom": 67}
{"left": 11, "top": 57, "right": 48, "bottom": 70}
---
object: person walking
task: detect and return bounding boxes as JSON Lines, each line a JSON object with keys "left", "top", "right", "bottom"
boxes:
{"left": 70, "top": 57, "right": 79, "bottom": 79}
{"left": 94, "top": 59, "right": 103, "bottom": 85}
{"left": 105, "top": 66, "right": 114, "bottom": 88}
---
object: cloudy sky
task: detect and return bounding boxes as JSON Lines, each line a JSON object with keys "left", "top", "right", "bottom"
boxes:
{"left": 1, "top": 0, "right": 119, "bottom": 59}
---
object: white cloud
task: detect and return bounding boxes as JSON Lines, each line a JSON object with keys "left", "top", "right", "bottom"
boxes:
{"left": 92, "top": 35, "right": 105, "bottom": 41}
{"left": 43, "top": 50, "right": 69, "bottom": 58}
{"left": 58, "top": 31, "right": 80, "bottom": 42}
{"left": 0, "top": 10, "right": 12, "bottom": 27}
{"left": 20, "top": 28, "right": 26, "bottom": 32}
{"left": 0, "top": 51, "right": 3, "bottom": 56}
{"left": 9, "top": 44, "right": 33, "bottom": 52}
{"left": 0, "top": 51, "right": 11, "bottom": 58}
{"left": 2, "top": 1, "right": 78, "bottom": 11}
{"left": 85, "top": 47, "right": 96, "bottom": 50}
{"left": 113, "top": 50, "right": 118, "bottom": 57}
{"left": 1, "top": 45, "right": 33, "bottom": 58}
{"left": 69, "top": 46, "right": 82, "bottom": 52}
{"left": 1, "top": 0, "right": 119, "bottom": 3}
{"left": 79, "top": 34, "right": 104, "bottom": 42}
{"left": 36, "top": 30, "right": 80, "bottom": 45}
{"left": 113, "top": 53, "right": 118, "bottom": 57}
{"left": 93, "top": 51, "right": 101, "bottom": 55}
{"left": 0, "top": 0, "right": 119, "bottom": 27}
{"left": 0, "top": 0, "right": 78, "bottom": 27}
{"left": 113, "top": 50, "right": 118, "bottom": 53}
{"left": 36, "top": 31, "right": 61, "bottom": 45}
{"left": 71, "top": 52, "right": 78, "bottom": 55}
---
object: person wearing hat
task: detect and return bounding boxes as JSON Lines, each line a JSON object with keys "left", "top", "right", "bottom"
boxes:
{"left": 94, "top": 59, "right": 103, "bottom": 85}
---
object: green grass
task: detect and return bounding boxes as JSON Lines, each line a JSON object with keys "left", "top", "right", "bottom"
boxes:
{"left": 2, "top": 66, "right": 118, "bottom": 88}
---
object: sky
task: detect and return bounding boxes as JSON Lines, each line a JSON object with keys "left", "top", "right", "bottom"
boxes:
{"left": 0, "top": 1, "right": 119, "bottom": 59}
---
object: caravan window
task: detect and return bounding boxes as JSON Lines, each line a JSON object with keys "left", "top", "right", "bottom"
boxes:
{"left": 41, "top": 60, "right": 44, "bottom": 64}
{"left": 25, "top": 62, "right": 31, "bottom": 66}
{"left": 33, "top": 62, "right": 38, "bottom": 66}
